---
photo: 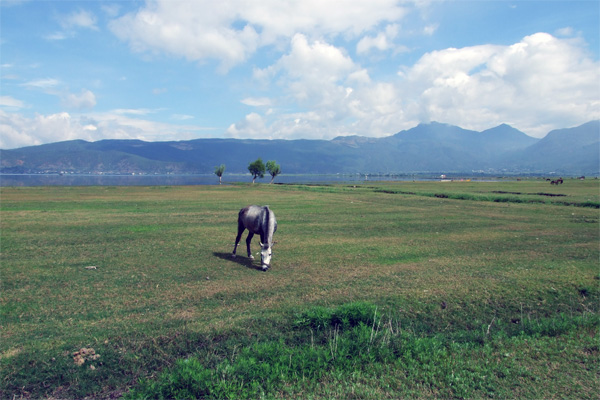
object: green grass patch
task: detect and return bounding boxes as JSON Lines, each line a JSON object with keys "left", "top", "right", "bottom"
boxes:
{"left": 1, "top": 181, "right": 598, "bottom": 398}
{"left": 126, "top": 303, "right": 598, "bottom": 399}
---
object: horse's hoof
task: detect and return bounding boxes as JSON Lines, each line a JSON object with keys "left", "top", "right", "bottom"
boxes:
{"left": 231, "top": 254, "right": 236, "bottom": 258}
{"left": 249, "top": 255, "right": 255, "bottom": 260}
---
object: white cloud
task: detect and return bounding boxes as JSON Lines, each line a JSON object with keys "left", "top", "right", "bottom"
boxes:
{"left": 171, "top": 114, "right": 194, "bottom": 121}
{"left": 0, "top": 96, "right": 25, "bottom": 109}
{"left": 555, "top": 27, "right": 574, "bottom": 37}
{"left": 101, "top": 4, "right": 121, "bottom": 18}
{"left": 423, "top": 24, "right": 438, "bottom": 36}
{"left": 0, "top": 111, "right": 87, "bottom": 148}
{"left": 21, "top": 78, "right": 60, "bottom": 90}
{"left": 231, "top": 34, "right": 378, "bottom": 139}
{"left": 285, "top": 34, "right": 355, "bottom": 80}
{"left": 241, "top": 97, "right": 272, "bottom": 107}
{"left": 45, "top": 9, "right": 99, "bottom": 41}
{"left": 109, "top": 0, "right": 409, "bottom": 71}
{"left": 18, "top": 78, "right": 97, "bottom": 110}
{"left": 404, "top": 32, "right": 600, "bottom": 137}
{"left": 44, "top": 32, "right": 70, "bottom": 41}
{"left": 356, "top": 24, "right": 399, "bottom": 54}
{"left": 59, "top": 10, "right": 98, "bottom": 31}
{"left": 113, "top": 108, "right": 157, "bottom": 116}
{"left": 226, "top": 112, "right": 267, "bottom": 138}
{"left": 230, "top": 32, "right": 600, "bottom": 140}
{"left": 109, "top": 1, "right": 259, "bottom": 72}
{"left": 4, "top": 1, "right": 598, "bottom": 150}
{"left": 0, "top": 110, "right": 215, "bottom": 149}
{"left": 62, "top": 89, "right": 96, "bottom": 109}
{"left": 258, "top": 33, "right": 363, "bottom": 106}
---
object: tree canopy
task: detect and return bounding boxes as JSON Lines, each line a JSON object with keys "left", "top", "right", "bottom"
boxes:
{"left": 266, "top": 160, "right": 281, "bottom": 184}
{"left": 214, "top": 164, "right": 225, "bottom": 184}
{"left": 248, "top": 158, "right": 265, "bottom": 183}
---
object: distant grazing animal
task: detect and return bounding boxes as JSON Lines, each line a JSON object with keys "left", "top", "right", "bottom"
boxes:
{"left": 550, "top": 178, "right": 564, "bottom": 185}
{"left": 232, "top": 205, "right": 277, "bottom": 271}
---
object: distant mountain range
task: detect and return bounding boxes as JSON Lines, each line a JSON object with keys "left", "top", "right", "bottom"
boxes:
{"left": 1, "top": 121, "right": 598, "bottom": 175}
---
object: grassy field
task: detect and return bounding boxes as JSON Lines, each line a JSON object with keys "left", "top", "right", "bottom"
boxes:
{"left": 1, "top": 179, "right": 598, "bottom": 399}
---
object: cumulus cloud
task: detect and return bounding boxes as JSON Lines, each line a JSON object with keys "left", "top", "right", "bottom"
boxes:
{"left": 62, "top": 89, "right": 96, "bottom": 109}
{"left": 230, "top": 32, "right": 600, "bottom": 139}
{"left": 403, "top": 32, "right": 600, "bottom": 136}
{"left": 356, "top": 24, "right": 401, "bottom": 54}
{"left": 0, "top": 111, "right": 89, "bottom": 148}
{"left": 257, "top": 34, "right": 366, "bottom": 106}
{"left": 109, "top": 1, "right": 260, "bottom": 72}
{"left": 280, "top": 34, "right": 356, "bottom": 81}
{"left": 109, "top": 0, "right": 408, "bottom": 71}
{"left": 3, "top": 0, "right": 598, "bottom": 148}
{"left": 231, "top": 34, "right": 379, "bottom": 139}
{"left": 226, "top": 112, "right": 267, "bottom": 138}
{"left": 0, "top": 110, "right": 214, "bottom": 149}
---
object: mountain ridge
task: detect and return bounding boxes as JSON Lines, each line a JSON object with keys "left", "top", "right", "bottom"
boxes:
{"left": 1, "top": 121, "right": 598, "bottom": 175}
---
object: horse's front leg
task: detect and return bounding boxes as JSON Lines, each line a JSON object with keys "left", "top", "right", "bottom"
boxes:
{"left": 246, "top": 232, "right": 255, "bottom": 259}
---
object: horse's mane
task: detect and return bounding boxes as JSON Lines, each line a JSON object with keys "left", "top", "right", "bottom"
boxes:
{"left": 262, "top": 205, "right": 270, "bottom": 236}
{"left": 261, "top": 206, "right": 273, "bottom": 244}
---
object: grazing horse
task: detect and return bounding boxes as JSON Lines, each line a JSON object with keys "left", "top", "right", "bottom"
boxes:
{"left": 232, "top": 205, "right": 277, "bottom": 271}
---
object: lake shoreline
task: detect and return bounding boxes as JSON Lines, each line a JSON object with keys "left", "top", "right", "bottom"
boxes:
{"left": 0, "top": 172, "right": 569, "bottom": 187}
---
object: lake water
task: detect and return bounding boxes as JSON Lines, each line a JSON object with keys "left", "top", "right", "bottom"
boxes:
{"left": 0, "top": 173, "right": 446, "bottom": 187}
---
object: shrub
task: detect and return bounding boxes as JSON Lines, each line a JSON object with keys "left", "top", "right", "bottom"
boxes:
{"left": 294, "top": 301, "right": 378, "bottom": 331}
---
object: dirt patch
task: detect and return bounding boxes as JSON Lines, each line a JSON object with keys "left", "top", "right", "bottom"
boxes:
{"left": 72, "top": 347, "right": 100, "bottom": 367}
{"left": 0, "top": 347, "right": 22, "bottom": 360}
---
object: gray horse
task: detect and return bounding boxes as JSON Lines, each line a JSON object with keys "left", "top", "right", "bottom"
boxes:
{"left": 232, "top": 205, "right": 277, "bottom": 271}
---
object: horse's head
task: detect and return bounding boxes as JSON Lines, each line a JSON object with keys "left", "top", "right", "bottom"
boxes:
{"left": 259, "top": 241, "right": 273, "bottom": 271}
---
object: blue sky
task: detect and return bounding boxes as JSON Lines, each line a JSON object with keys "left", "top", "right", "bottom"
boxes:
{"left": 1, "top": 0, "right": 598, "bottom": 149}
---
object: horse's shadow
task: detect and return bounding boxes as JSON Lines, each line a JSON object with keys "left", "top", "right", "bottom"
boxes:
{"left": 213, "top": 252, "right": 264, "bottom": 271}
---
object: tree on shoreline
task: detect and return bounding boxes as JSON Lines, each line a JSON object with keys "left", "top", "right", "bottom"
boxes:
{"left": 266, "top": 160, "right": 281, "bottom": 184}
{"left": 248, "top": 158, "right": 265, "bottom": 184}
{"left": 214, "top": 164, "right": 225, "bottom": 184}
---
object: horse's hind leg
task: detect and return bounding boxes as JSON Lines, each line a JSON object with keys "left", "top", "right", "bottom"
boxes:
{"left": 232, "top": 224, "right": 245, "bottom": 258}
{"left": 246, "top": 232, "right": 255, "bottom": 259}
